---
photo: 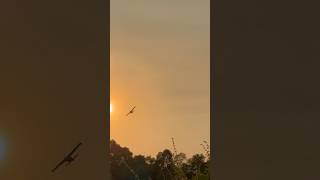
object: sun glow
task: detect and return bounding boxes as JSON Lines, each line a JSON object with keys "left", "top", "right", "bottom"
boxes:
{"left": 110, "top": 103, "right": 113, "bottom": 113}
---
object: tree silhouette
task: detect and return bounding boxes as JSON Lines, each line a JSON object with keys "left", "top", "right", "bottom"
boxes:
{"left": 109, "top": 139, "right": 210, "bottom": 180}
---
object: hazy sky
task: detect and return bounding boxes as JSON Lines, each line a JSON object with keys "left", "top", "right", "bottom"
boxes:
{"left": 110, "top": 0, "right": 210, "bottom": 157}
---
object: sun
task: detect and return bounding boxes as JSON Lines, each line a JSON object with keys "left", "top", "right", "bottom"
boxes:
{"left": 110, "top": 103, "right": 113, "bottom": 113}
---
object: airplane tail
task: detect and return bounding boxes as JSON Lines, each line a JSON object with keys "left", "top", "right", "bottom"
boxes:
{"left": 65, "top": 161, "right": 71, "bottom": 166}
{"left": 73, "top": 153, "right": 79, "bottom": 160}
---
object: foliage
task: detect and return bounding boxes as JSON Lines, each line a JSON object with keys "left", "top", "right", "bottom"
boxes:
{"left": 110, "top": 139, "right": 210, "bottom": 180}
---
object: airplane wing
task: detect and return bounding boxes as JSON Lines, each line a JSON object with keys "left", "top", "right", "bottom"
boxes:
{"left": 52, "top": 159, "right": 67, "bottom": 172}
{"left": 66, "top": 142, "right": 82, "bottom": 157}
{"left": 132, "top": 106, "right": 136, "bottom": 111}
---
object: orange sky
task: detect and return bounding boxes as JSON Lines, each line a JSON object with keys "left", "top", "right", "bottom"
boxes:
{"left": 110, "top": 0, "right": 210, "bottom": 158}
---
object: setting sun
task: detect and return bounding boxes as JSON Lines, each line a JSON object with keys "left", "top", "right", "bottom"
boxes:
{"left": 110, "top": 103, "right": 113, "bottom": 113}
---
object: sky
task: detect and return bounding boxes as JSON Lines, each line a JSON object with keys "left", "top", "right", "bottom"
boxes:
{"left": 110, "top": 0, "right": 210, "bottom": 158}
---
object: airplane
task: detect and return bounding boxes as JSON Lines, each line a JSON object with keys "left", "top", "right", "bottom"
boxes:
{"left": 126, "top": 106, "right": 136, "bottom": 116}
{"left": 51, "top": 142, "right": 82, "bottom": 172}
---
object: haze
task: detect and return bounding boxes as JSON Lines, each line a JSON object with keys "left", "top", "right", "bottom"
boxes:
{"left": 111, "top": 0, "right": 210, "bottom": 157}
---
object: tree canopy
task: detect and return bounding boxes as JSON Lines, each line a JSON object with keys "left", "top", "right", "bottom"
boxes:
{"left": 109, "top": 139, "right": 210, "bottom": 180}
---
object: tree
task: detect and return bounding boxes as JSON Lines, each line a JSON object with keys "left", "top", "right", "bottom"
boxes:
{"left": 109, "top": 140, "right": 210, "bottom": 180}
{"left": 130, "top": 155, "right": 153, "bottom": 180}
{"left": 110, "top": 140, "right": 137, "bottom": 180}
{"left": 151, "top": 149, "right": 177, "bottom": 180}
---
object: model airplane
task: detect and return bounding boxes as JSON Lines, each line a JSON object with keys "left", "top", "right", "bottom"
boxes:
{"left": 51, "top": 142, "right": 82, "bottom": 172}
{"left": 126, "top": 106, "right": 136, "bottom": 116}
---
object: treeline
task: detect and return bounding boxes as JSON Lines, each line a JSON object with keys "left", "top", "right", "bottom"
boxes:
{"left": 110, "top": 139, "right": 210, "bottom": 180}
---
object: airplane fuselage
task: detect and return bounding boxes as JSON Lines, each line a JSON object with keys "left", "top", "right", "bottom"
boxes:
{"left": 64, "top": 156, "right": 74, "bottom": 162}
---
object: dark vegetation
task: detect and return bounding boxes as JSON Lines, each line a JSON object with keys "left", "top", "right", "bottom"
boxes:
{"left": 110, "top": 138, "right": 210, "bottom": 180}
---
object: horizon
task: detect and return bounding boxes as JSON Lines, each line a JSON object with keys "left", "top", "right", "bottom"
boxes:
{"left": 110, "top": 138, "right": 210, "bottom": 159}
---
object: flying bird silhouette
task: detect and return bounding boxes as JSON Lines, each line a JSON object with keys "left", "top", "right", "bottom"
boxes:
{"left": 51, "top": 142, "right": 82, "bottom": 172}
{"left": 126, "top": 106, "right": 136, "bottom": 116}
